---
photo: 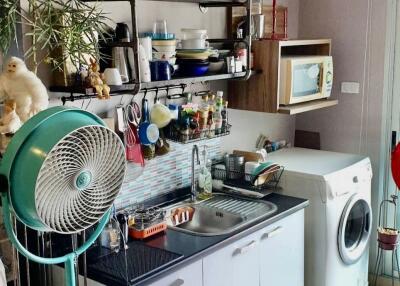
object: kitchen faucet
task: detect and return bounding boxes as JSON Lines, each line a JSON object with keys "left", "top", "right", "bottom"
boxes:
{"left": 191, "top": 145, "right": 200, "bottom": 201}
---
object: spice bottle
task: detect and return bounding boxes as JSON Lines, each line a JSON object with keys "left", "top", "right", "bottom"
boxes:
{"left": 181, "top": 117, "right": 190, "bottom": 143}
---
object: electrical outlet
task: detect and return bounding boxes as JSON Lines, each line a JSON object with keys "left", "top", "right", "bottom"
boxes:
{"left": 341, "top": 82, "right": 360, "bottom": 94}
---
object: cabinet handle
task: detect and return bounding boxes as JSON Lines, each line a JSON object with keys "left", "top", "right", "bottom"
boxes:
{"left": 235, "top": 240, "right": 257, "bottom": 255}
{"left": 261, "top": 226, "right": 283, "bottom": 240}
{"left": 170, "top": 278, "right": 184, "bottom": 286}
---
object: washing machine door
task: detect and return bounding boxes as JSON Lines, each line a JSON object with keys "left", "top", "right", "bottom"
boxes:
{"left": 338, "top": 193, "right": 372, "bottom": 265}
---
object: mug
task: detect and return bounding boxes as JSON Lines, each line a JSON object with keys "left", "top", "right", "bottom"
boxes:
{"left": 178, "top": 39, "right": 209, "bottom": 50}
{"left": 139, "top": 98, "right": 159, "bottom": 145}
{"left": 252, "top": 14, "right": 265, "bottom": 39}
{"left": 150, "top": 60, "right": 174, "bottom": 81}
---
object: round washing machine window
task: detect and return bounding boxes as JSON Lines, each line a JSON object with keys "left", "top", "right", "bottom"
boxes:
{"left": 338, "top": 193, "right": 372, "bottom": 265}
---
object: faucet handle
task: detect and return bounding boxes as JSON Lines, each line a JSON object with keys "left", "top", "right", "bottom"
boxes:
{"left": 193, "top": 144, "right": 201, "bottom": 164}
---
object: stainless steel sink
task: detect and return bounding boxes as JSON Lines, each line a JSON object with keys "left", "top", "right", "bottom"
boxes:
{"left": 165, "top": 194, "right": 278, "bottom": 236}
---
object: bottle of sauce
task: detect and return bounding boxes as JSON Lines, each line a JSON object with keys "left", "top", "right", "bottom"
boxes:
{"left": 221, "top": 100, "right": 229, "bottom": 133}
{"left": 199, "top": 94, "right": 209, "bottom": 133}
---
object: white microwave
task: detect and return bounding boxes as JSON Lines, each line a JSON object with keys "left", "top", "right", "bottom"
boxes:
{"left": 279, "top": 56, "right": 333, "bottom": 105}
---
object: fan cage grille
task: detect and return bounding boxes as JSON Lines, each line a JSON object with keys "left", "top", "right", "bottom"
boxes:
{"left": 35, "top": 125, "right": 125, "bottom": 234}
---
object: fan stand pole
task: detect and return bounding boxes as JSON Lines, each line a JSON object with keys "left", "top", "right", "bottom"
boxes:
{"left": 0, "top": 192, "right": 111, "bottom": 286}
{"left": 65, "top": 255, "right": 77, "bottom": 286}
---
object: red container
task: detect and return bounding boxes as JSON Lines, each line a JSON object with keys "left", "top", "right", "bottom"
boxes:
{"left": 129, "top": 221, "right": 167, "bottom": 240}
{"left": 378, "top": 241, "right": 397, "bottom": 251}
{"left": 378, "top": 228, "right": 399, "bottom": 245}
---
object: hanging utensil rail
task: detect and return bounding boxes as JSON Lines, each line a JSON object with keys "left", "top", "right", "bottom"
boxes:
{"left": 61, "top": 84, "right": 188, "bottom": 105}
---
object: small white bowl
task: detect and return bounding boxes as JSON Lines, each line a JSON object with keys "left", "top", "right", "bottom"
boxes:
{"left": 152, "top": 39, "right": 177, "bottom": 46}
{"left": 208, "top": 61, "right": 224, "bottom": 73}
{"left": 103, "top": 68, "right": 123, "bottom": 85}
{"left": 153, "top": 45, "right": 176, "bottom": 52}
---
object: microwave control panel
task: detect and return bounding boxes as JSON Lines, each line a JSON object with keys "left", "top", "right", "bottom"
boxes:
{"left": 324, "top": 57, "right": 334, "bottom": 97}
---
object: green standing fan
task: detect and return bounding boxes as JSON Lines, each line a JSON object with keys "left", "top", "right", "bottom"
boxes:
{"left": 0, "top": 106, "right": 126, "bottom": 286}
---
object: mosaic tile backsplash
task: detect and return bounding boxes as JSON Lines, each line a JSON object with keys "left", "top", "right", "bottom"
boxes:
{"left": 113, "top": 138, "right": 222, "bottom": 209}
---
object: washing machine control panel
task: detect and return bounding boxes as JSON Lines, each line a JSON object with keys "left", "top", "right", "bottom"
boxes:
{"left": 327, "top": 162, "right": 372, "bottom": 199}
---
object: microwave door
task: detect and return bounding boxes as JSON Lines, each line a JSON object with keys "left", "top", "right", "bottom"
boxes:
{"left": 290, "top": 63, "right": 323, "bottom": 104}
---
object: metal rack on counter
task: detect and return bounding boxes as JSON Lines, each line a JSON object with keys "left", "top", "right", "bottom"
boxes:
{"left": 211, "top": 162, "right": 284, "bottom": 197}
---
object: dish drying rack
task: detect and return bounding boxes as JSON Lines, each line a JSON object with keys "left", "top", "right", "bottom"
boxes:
{"left": 212, "top": 162, "right": 284, "bottom": 197}
{"left": 128, "top": 207, "right": 167, "bottom": 240}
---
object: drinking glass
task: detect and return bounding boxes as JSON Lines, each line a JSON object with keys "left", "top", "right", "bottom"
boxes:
{"left": 153, "top": 20, "right": 168, "bottom": 37}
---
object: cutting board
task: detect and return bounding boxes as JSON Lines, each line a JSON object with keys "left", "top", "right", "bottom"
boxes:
{"left": 233, "top": 150, "right": 263, "bottom": 162}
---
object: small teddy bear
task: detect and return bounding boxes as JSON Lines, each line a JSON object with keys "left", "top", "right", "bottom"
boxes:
{"left": 0, "top": 99, "right": 22, "bottom": 134}
{"left": 86, "top": 58, "right": 111, "bottom": 100}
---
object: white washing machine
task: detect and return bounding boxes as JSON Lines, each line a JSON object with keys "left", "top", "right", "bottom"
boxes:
{"left": 268, "top": 148, "right": 372, "bottom": 286}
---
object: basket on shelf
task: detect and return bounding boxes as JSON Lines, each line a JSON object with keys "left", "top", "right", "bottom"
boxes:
{"left": 378, "top": 227, "right": 399, "bottom": 250}
{"left": 166, "top": 124, "right": 231, "bottom": 144}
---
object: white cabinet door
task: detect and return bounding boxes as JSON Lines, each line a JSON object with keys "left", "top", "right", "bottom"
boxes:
{"left": 203, "top": 232, "right": 259, "bottom": 286}
{"left": 258, "top": 210, "right": 304, "bottom": 286}
{"left": 148, "top": 260, "right": 202, "bottom": 286}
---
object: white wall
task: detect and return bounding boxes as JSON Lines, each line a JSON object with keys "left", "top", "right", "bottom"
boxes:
{"left": 296, "top": 0, "right": 369, "bottom": 153}
{"left": 296, "top": 0, "right": 389, "bottom": 270}
{"left": 220, "top": 109, "right": 295, "bottom": 152}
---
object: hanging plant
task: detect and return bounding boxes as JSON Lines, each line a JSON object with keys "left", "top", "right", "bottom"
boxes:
{"left": 0, "top": 0, "right": 111, "bottom": 74}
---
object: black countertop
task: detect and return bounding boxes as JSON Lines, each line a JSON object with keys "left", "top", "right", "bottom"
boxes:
{"left": 82, "top": 193, "right": 308, "bottom": 286}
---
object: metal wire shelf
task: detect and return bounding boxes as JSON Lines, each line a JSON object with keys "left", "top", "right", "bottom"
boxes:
{"left": 165, "top": 124, "right": 231, "bottom": 144}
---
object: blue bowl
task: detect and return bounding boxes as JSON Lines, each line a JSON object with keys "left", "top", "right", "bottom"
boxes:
{"left": 180, "top": 64, "right": 209, "bottom": 77}
{"left": 142, "top": 32, "right": 175, "bottom": 40}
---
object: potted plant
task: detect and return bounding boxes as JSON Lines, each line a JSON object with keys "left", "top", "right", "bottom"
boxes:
{"left": 0, "top": 0, "right": 110, "bottom": 80}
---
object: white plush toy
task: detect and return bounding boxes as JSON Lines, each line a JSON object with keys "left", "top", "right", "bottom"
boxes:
{"left": 0, "top": 57, "right": 49, "bottom": 122}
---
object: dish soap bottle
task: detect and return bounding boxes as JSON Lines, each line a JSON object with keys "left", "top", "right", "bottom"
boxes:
{"left": 213, "top": 92, "right": 223, "bottom": 135}
{"left": 198, "top": 145, "right": 213, "bottom": 200}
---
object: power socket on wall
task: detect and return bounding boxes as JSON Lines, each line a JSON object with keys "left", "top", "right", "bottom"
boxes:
{"left": 341, "top": 82, "right": 360, "bottom": 94}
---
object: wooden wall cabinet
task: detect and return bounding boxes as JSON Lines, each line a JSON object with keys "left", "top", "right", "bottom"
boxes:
{"left": 228, "top": 39, "right": 338, "bottom": 115}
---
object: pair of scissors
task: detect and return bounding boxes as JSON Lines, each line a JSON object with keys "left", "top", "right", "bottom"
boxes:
{"left": 125, "top": 101, "right": 141, "bottom": 127}
{"left": 123, "top": 101, "right": 142, "bottom": 148}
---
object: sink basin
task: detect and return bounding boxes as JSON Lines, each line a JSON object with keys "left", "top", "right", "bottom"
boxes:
{"left": 165, "top": 194, "right": 277, "bottom": 236}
